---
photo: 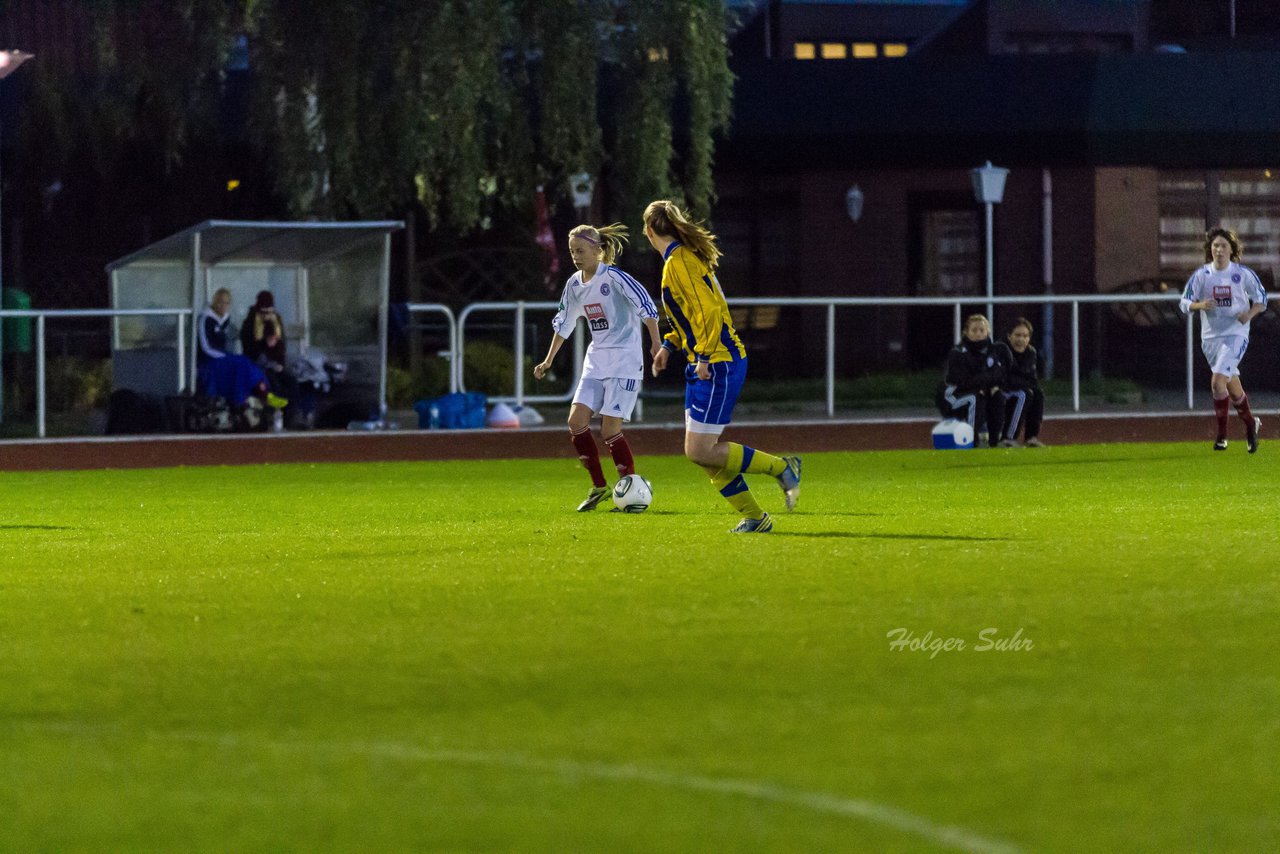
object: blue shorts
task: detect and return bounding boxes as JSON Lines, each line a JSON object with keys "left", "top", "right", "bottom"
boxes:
{"left": 684, "top": 358, "right": 747, "bottom": 430}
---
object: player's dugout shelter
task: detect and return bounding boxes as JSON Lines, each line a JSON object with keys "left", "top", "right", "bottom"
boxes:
{"left": 107, "top": 220, "right": 404, "bottom": 417}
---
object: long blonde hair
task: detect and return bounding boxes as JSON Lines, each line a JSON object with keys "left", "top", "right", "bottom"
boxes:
{"left": 643, "top": 200, "right": 722, "bottom": 270}
{"left": 568, "top": 223, "right": 629, "bottom": 265}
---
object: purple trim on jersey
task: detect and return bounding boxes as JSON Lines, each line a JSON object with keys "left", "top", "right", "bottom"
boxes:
{"left": 663, "top": 241, "right": 682, "bottom": 261}
{"left": 719, "top": 324, "right": 745, "bottom": 360}
{"left": 610, "top": 266, "right": 659, "bottom": 318}
{"left": 664, "top": 287, "right": 699, "bottom": 355}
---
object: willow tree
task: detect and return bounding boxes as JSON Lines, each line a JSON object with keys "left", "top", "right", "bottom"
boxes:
{"left": 12, "top": 0, "right": 733, "bottom": 252}
{"left": 247, "top": 0, "right": 734, "bottom": 229}
{"left": 8, "top": 0, "right": 237, "bottom": 305}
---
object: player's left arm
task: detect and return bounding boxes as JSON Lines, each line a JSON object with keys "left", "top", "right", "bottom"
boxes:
{"left": 642, "top": 317, "right": 662, "bottom": 359}
{"left": 1237, "top": 270, "right": 1268, "bottom": 324}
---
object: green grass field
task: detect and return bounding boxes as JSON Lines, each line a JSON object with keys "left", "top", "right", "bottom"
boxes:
{"left": 2, "top": 443, "right": 1277, "bottom": 852}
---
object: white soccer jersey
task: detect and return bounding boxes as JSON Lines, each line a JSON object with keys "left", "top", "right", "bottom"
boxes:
{"left": 1180, "top": 262, "right": 1267, "bottom": 340}
{"left": 551, "top": 264, "right": 658, "bottom": 380}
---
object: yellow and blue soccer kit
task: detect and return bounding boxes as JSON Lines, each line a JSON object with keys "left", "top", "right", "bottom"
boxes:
{"left": 659, "top": 242, "right": 795, "bottom": 522}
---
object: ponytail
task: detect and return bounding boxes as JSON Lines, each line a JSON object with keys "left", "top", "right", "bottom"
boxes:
{"left": 642, "top": 200, "right": 722, "bottom": 270}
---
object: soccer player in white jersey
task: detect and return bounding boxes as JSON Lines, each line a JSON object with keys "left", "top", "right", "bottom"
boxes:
{"left": 534, "top": 224, "right": 662, "bottom": 510}
{"left": 1179, "top": 227, "right": 1267, "bottom": 452}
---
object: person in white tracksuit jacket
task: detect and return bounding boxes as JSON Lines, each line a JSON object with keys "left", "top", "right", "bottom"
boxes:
{"left": 1179, "top": 227, "right": 1267, "bottom": 453}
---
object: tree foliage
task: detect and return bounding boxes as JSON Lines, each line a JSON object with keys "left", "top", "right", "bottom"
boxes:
{"left": 9, "top": 0, "right": 734, "bottom": 299}
{"left": 246, "top": 0, "right": 734, "bottom": 228}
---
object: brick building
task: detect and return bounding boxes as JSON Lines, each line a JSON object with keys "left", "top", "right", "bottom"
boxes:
{"left": 715, "top": 0, "right": 1280, "bottom": 382}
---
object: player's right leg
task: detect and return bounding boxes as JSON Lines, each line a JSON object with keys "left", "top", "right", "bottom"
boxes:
{"left": 1210, "top": 374, "right": 1230, "bottom": 450}
{"left": 567, "top": 386, "right": 609, "bottom": 510}
{"left": 683, "top": 360, "right": 776, "bottom": 531}
{"left": 1207, "top": 343, "right": 1244, "bottom": 451}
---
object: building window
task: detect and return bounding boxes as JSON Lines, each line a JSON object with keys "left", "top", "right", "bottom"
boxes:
{"left": 1003, "top": 32, "right": 1133, "bottom": 55}
{"left": 1159, "top": 171, "right": 1280, "bottom": 286}
{"left": 794, "top": 42, "right": 816, "bottom": 60}
{"left": 1220, "top": 170, "right": 1280, "bottom": 282}
{"left": 1158, "top": 172, "right": 1207, "bottom": 281}
{"left": 852, "top": 42, "right": 878, "bottom": 59}
{"left": 822, "top": 42, "right": 848, "bottom": 59}
{"left": 883, "top": 42, "right": 909, "bottom": 58}
{"left": 920, "top": 210, "right": 981, "bottom": 296}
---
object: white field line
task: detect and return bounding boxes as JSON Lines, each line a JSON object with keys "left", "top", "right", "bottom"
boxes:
{"left": 21, "top": 722, "right": 1022, "bottom": 854}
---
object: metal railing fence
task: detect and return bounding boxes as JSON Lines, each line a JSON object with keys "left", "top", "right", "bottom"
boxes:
{"left": 0, "top": 307, "right": 191, "bottom": 438}
{"left": 446, "top": 293, "right": 1279, "bottom": 416}
{"left": 6, "top": 294, "right": 1278, "bottom": 438}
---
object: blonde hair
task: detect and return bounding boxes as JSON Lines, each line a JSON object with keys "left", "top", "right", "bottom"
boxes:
{"left": 569, "top": 223, "right": 628, "bottom": 266}
{"left": 965, "top": 313, "right": 989, "bottom": 331}
{"left": 643, "top": 200, "right": 722, "bottom": 270}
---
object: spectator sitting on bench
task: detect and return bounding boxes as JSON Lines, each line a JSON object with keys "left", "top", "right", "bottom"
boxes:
{"left": 198, "top": 288, "right": 288, "bottom": 415}
{"left": 241, "top": 290, "right": 299, "bottom": 402}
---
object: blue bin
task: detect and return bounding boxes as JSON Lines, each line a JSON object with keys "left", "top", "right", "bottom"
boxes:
{"left": 414, "top": 392, "right": 487, "bottom": 429}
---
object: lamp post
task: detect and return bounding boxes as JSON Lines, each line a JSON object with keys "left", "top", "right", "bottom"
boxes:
{"left": 0, "top": 50, "right": 34, "bottom": 426}
{"left": 970, "top": 160, "right": 1008, "bottom": 322}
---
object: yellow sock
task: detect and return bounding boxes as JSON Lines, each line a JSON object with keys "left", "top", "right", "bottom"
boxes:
{"left": 726, "top": 442, "right": 786, "bottom": 477}
{"left": 711, "top": 467, "right": 765, "bottom": 519}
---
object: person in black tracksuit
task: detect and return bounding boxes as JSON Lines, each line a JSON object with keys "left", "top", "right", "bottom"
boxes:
{"left": 995, "top": 316, "right": 1046, "bottom": 447}
{"left": 935, "top": 314, "right": 1007, "bottom": 447}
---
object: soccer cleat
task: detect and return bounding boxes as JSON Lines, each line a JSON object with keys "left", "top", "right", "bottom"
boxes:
{"left": 1025, "top": 437, "right": 1045, "bottom": 448}
{"left": 776, "top": 455, "right": 802, "bottom": 511}
{"left": 997, "top": 439, "right": 1018, "bottom": 448}
{"left": 266, "top": 392, "right": 289, "bottom": 409}
{"left": 1213, "top": 437, "right": 1228, "bottom": 451}
{"left": 577, "top": 485, "right": 610, "bottom": 512}
{"left": 975, "top": 435, "right": 990, "bottom": 449}
{"left": 1247, "top": 417, "right": 1261, "bottom": 454}
{"left": 729, "top": 512, "right": 773, "bottom": 534}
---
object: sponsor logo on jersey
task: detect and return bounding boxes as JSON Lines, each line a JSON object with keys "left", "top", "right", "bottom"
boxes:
{"left": 1213, "top": 285, "right": 1233, "bottom": 306}
{"left": 585, "top": 303, "right": 609, "bottom": 331}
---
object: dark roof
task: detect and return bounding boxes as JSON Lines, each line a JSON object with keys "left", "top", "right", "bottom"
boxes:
{"left": 721, "top": 51, "right": 1280, "bottom": 169}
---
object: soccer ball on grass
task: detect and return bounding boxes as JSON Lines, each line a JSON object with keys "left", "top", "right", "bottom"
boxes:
{"left": 612, "top": 475, "right": 653, "bottom": 513}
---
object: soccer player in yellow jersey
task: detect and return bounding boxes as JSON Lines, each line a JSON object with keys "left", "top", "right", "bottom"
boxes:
{"left": 643, "top": 200, "right": 801, "bottom": 533}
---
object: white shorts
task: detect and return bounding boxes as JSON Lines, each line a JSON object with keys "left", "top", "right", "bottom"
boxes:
{"left": 685, "top": 410, "right": 726, "bottom": 436}
{"left": 573, "top": 376, "right": 640, "bottom": 421}
{"left": 1202, "top": 336, "right": 1249, "bottom": 378}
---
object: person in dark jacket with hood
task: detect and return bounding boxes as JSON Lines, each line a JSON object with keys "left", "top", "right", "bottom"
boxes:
{"left": 935, "top": 313, "right": 1007, "bottom": 448}
{"left": 995, "top": 317, "right": 1046, "bottom": 447}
